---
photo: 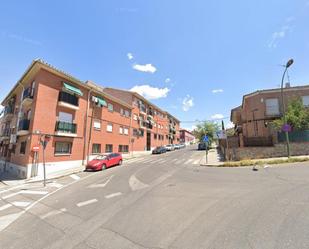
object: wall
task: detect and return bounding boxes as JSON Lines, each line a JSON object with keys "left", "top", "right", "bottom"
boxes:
{"left": 230, "top": 142, "right": 309, "bottom": 161}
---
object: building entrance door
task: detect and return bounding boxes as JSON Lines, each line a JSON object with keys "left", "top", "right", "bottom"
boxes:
{"left": 146, "top": 132, "right": 151, "bottom": 151}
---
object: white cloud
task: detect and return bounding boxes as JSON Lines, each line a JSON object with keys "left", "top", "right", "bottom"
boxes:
{"left": 182, "top": 95, "right": 194, "bottom": 112}
{"left": 211, "top": 113, "right": 224, "bottom": 120}
{"left": 133, "top": 63, "right": 157, "bottom": 73}
{"left": 212, "top": 89, "right": 223, "bottom": 94}
{"left": 165, "top": 78, "right": 171, "bottom": 83}
{"left": 268, "top": 18, "right": 293, "bottom": 49}
{"left": 127, "top": 53, "right": 134, "bottom": 60}
{"left": 130, "top": 85, "right": 170, "bottom": 100}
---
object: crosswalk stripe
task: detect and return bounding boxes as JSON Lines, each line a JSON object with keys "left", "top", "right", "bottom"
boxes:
{"left": 70, "top": 174, "right": 80, "bottom": 180}
{"left": 20, "top": 190, "right": 48, "bottom": 195}
{"left": 2, "top": 192, "right": 19, "bottom": 200}
{"left": 0, "top": 203, "right": 12, "bottom": 211}
{"left": 76, "top": 199, "right": 98, "bottom": 207}
{"left": 3, "top": 190, "right": 48, "bottom": 199}
{"left": 48, "top": 182, "right": 63, "bottom": 188}
{"left": 12, "top": 201, "right": 31, "bottom": 207}
{"left": 193, "top": 159, "right": 200, "bottom": 165}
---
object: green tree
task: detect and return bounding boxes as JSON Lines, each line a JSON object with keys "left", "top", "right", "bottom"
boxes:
{"left": 272, "top": 97, "right": 309, "bottom": 131}
{"left": 192, "top": 121, "right": 220, "bottom": 145}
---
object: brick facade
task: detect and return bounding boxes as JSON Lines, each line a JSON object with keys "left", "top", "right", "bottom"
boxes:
{"left": 0, "top": 60, "right": 180, "bottom": 179}
{"left": 231, "top": 85, "right": 309, "bottom": 146}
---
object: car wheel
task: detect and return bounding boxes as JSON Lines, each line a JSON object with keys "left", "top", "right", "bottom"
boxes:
{"left": 102, "top": 164, "right": 107, "bottom": 170}
{"left": 118, "top": 160, "right": 122, "bottom": 166}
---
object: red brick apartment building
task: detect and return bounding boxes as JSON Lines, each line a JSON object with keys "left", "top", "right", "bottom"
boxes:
{"left": 0, "top": 60, "right": 180, "bottom": 179}
{"left": 231, "top": 84, "right": 309, "bottom": 147}
{"left": 179, "top": 129, "right": 196, "bottom": 145}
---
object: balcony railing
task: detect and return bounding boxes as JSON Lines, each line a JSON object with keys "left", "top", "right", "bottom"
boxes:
{"left": 18, "top": 119, "right": 30, "bottom": 131}
{"left": 4, "top": 105, "right": 14, "bottom": 116}
{"left": 22, "top": 87, "right": 34, "bottom": 100}
{"left": 55, "top": 121, "right": 77, "bottom": 134}
{"left": 1, "top": 128, "right": 10, "bottom": 137}
{"left": 58, "top": 91, "right": 79, "bottom": 106}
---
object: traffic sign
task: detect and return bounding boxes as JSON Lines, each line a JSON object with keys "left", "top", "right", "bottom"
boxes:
{"left": 203, "top": 135, "right": 209, "bottom": 143}
{"left": 282, "top": 124, "right": 291, "bottom": 132}
{"left": 32, "top": 145, "right": 40, "bottom": 152}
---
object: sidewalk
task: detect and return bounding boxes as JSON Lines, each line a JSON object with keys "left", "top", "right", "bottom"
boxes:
{"left": 0, "top": 165, "right": 86, "bottom": 187}
{"left": 199, "top": 148, "right": 224, "bottom": 166}
{"left": 0, "top": 152, "right": 152, "bottom": 188}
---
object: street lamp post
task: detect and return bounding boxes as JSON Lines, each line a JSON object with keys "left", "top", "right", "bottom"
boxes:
{"left": 280, "top": 59, "right": 293, "bottom": 158}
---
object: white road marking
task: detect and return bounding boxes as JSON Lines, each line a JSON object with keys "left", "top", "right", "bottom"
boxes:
{"left": 48, "top": 182, "right": 63, "bottom": 188}
{"left": 88, "top": 175, "right": 114, "bottom": 188}
{"left": 0, "top": 211, "right": 23, "bottom": 231}
{"left": 105, "top": 192, "right": 122, "bottom": 199}
{"left": 12, "top": 201, "right": 31, "bottom": 207}
{"left": 0, "top": 184, "right": 26, "bottom": 195}
{"left": 40, "top": 208, "right": 67, "bottom": 219}
{"left": 171, "top": 158, "right": 178, "bottom": 162}
{"left": 70, "top": 174, "right": 80, "bottom": 180}
{"left": 0, "top": 172, "right": 98, "bottom": 232}
{"left": 193, "top": 159, "right": 200, "bottom": 165}
{"left": 184, "top": 159, "right": 194, "bottom": 165}
{"left": 175, "top": 159, "right": 184, "bottom": 165}
{"left": 129, "top": 175, "right": 149, "bottom": 191}
{"left": 2, "top": 192, "right": 20, "bottom": 200}
{"left": 76, "top": 199, "right": 98, "bottom": 207}
{"left": 20, "top": 190, "right": 48, "bottom": 195}
{"left": 0, "top": 203, "right": 12, "bottom": 211}
{"left": 3, "top": 190, "right": 48, "bottom": 199}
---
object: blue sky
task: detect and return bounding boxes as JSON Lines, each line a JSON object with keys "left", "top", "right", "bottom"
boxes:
{"left": 1, "top": 0, "right": 309, "bottom": 130}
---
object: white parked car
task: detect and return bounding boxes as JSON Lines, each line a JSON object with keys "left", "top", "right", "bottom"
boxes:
{"left": 174, "top": 144, "right": 181, "bottom": 150}
{"left": 165, "top": 144, "right": 175, "bottom": 151}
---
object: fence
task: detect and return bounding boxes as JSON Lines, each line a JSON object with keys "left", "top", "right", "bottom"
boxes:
{"left": 278, "top": 130, "right": 309, "bottom": 143}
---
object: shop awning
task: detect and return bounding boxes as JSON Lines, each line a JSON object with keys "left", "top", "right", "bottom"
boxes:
{"left": 63, "top": 82, "right": 83, "bottom": 96}
{"left": 97, "top": 96, "right": 107, "bottom": 107}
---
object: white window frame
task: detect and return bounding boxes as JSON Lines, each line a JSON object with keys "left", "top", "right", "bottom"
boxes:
{"left": 93, "top": 120, "right": 101, "bottom": 130}
{"left": 107, "top": 123, "right": 113, "bottom": 132}
{"left": 133, "top": 114, "right": 138, "bottom": 121}
{"left": 108, "top": 103, "right": 113, "bottom": 112}
{"left": 119, "top": 126, "right": 123, "bottom": 134}
{"left": 124, "top": 127, "right": 129, "bottom": 135}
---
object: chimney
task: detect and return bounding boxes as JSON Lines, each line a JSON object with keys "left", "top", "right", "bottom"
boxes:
{"left": 285, "top": 82, "right": 291, "bottom": 88}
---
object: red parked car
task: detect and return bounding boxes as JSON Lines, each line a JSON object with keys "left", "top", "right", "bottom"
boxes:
{"left": 86, "top": 153, "right": 123, "bottom": 171}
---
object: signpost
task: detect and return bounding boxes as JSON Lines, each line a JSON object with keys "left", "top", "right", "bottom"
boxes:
{"left": 40, "top": 135, "right": 51, "bottom": 187}
{"left": 203, "top": 135, "right": 209, "bottom": 164}
{"left": 282, "top": 124, "right": 292, "bottom": 133}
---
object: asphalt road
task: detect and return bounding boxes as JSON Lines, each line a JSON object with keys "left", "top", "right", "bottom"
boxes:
{"left": 1, "top": 146, "right": 309, "bottom": 249}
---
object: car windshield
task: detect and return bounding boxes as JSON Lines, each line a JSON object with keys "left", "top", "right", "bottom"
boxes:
{"left": 95, "top": 155, "right": 107, "bottom": 160}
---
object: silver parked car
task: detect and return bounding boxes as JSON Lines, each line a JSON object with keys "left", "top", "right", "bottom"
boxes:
{"left": 165, "top": 144, "right": 175, "bottom": 151}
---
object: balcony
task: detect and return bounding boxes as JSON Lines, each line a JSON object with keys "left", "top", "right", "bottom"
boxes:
{"left": 17, "top": 119, "right": 30, "bottom": 136}
{"left": 0, "top": 128, "right": 10, "bottom": 141}
{"left": 58, "top": 91, "right": 79, "bottom": 110}
{"left": 55, "top": 121, "right": 77, "bottom": 137}
{"left": 22, "top": 87, "right": 34, "bottom": 106}
{"left": 3, "top": 106, "right": 14, "bottom": 121}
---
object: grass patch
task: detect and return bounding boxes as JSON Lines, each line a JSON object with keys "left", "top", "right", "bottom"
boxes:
{"left": 220, "top": 157, "right": 309, "bottom": 167}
